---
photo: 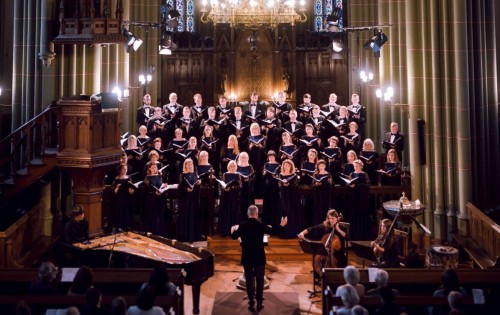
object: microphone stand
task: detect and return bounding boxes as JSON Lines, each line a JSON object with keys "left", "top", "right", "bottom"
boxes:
{"left": 107, "top": 229, "right": 120, "bottom": 268}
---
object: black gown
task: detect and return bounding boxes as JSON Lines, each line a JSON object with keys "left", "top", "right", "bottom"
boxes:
{"left": 221, "top": 147, "right": 238, "bottom": 173}
{"left": 347, "top": 171, "right": 371, "bottom": 240}
{"left": 237, "top": 165, "right": 255, "bottom": 221}
{"left": 217, "top": 172, "right": 241, "bottom": 237}
{"left": 278, "top": 174, "right": 301, "bottom": 239}
{"left": 177, "top": 172, "right": 201, "bottom": 243}
{"left": 261, "top": 162, "right": 281, "bottom": 225}
{"left": 300, "top": 161, "right": 316, "bottom": 227}
{"left": 312, "top": 173, "right": 332, "bottom": 228}
{"left": 278, "top": 144, "right": 299, "bottom": 166}
{"left": 248, "top": 135, "right": 266, "bottom": 198}
{"left": 360, "top": 150, "right": 380, "bottom": 185}
{"left": 111, "top": 177, "right": 134, "bottom": 230}
{"left": 167, "top": 139, "right": 188, "bottom": 184}
{"left": 381, "top": 162, "right": 402, "bottom": 186}
{"left": 143, "top": 175, "right": 166, "bottom": 236}
{"left": 323, "top": 147, "right": 342, "bottom": 185}
{"left": 197, "top": 164, "right": 215, "bottom": 236}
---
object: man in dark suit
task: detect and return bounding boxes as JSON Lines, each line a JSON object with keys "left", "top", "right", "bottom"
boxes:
{"left": 231, "top": 205, "right": 288, "bottom": 311}
{"left": 382, "top": 122, "right": 405, "bottom": 162}
{"left": 136, "top": 94, "right": 153, "bottom": 126}
{"left": 242, "top": 91, "right": 265, "bottom": 124}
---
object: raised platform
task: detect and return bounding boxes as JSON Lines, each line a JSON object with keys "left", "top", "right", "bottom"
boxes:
{"left": 207, "top": 236, "right": 310, "bottom": 261}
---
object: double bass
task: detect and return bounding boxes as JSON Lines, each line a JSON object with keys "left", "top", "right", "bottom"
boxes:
{"left": 321, "top": 213, "right": 344, "bottom": 268}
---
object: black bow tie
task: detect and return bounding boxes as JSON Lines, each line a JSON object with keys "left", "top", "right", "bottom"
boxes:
{"left": 251, "top": 104, "right": 257, "bottom": 107}
{"left": 391, "top": 133, "right": 397, "bottom": 136}
{"left": 291, "top": 122, "right": 295, "bottom": 125}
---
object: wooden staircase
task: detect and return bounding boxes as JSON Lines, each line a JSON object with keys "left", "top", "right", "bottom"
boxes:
{"left": 207, "top": 235, "right": 310, "bottom": 261}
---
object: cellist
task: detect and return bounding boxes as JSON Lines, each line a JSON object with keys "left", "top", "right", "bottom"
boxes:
{"left": 298, "top": 209, "right": 348, "bottom": 283}
{"left": 370, "top": 218, "right": 400, "bottom": 268}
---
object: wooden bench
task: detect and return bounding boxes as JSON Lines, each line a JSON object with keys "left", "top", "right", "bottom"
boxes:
{"left": 0, "top": 268, "right": 184, "bottom": 314}
{"left": 321, "top": 268, "right": 500, "bottom": 315}
{"left": 452, "top": 203, "right": 500, "bottom": 269}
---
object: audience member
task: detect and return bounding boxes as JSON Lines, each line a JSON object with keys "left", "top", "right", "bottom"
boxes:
{"left": 64, "top": 205, "right": 89, "bottom": 244}
{"left": 448, "top": 291, "right": 465, "bottom": 315}
{"left": 374, "top": 285, "right": 406, "bottom": 315}
{"left": 335, "top": 266, "right": 365, "bottom": 297}
{"left": 111, "top": 296, "right": 127, "bottom": 315}
{"left": 140, "top": 265, "right": 177, "bottom": 297}
{"left": 351, "top": 305, "right": 369, "bottom": 315}
{"left": 335, "top": 284, "right": 360, "bottom": 315}
{"left": 366, "top": 269, "right": 400, "bottom": 296}
{"left": 126, "top": 285, "right": 165, "bottom": 315}
{"left": 28, "top": 261, "right": 60, "bottom": 295}
{"left": 432, "top": 269, "right": 467, "bottom": 315}
{"left": 79, "top": 287, "right": 110, "bottom": 315}
{"left": 15, "top": 300, "right": 32, "bottom": 315}
{"left": 67, "top": 265, "right": 93, "bottom": 296}
{"left": 66, "top": 306, "right": 80, "bottom": 315}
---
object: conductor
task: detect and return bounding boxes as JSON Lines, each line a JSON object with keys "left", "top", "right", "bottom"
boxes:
{"left": 231, "top": 205, "right": 288, "bottom": 312}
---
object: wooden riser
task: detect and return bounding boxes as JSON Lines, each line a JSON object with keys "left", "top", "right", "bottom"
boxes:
{"left": 208, "top": 236, "right": 310, "bottom": 261}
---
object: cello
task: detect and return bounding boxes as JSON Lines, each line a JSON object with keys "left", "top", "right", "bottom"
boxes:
{"left": 321, "top": 213, "right": 344, "bottom": 268}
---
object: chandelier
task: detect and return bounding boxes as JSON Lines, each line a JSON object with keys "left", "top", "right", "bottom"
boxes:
{"left": 200, "top": 0, "right": 307, "bottom": 28}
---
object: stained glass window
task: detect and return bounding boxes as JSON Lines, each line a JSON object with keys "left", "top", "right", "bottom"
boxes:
{"left": 167, "top": 0, "right": 195, "bottom": 32}
{"left": 313, "top": 0, "right": 344, "bottom": 32}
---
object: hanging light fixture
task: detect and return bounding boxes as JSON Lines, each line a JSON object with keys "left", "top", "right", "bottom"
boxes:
{"left": 363, "top": 29, "right": 388, "bottom": 57}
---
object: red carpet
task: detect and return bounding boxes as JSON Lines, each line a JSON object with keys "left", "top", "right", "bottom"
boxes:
{"left": 212, "top": 291, "right": 300, "bottom": 314}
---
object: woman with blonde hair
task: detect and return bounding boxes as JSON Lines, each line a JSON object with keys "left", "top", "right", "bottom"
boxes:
{"left": 177, "top": 158, "right": 201, "bottom": 243}
{"left": 221, "top": 134, "right": 240, "bottom": 173}
{"left": 360, "top": 138, "right": 379, "bottom": 185}
{"left": 218, "top": 160, "right": 242, "bottom": 237}
{"left": 347, "top": 159, "right": 371, "bottom": 240}
{"left": 278, "top": 159, "right": 300, "bottom": 238}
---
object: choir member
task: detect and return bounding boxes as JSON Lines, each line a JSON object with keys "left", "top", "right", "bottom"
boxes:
{"left": 178, "top": 136, "right": 199, "bottom": 166}
{"left": 228, "top": 106, "right": 250, "bottom": 150}
{"left": 277, "top": 159, "right": 300, "bottom": 239}
{"left": 311, "top": 160, "right": 333, "bottom": 226}
{"left": 248, "top": 123, "right": 266, "bottom": 198}
{"left": 177, "top": 158, "right": 202, "bottom": 243}
{"left": 261, "top": 150, "right": 281, "bottom": 225}
{"left": 111, "top": 164, "right": 136, "bottom": 230}
{"left": 178, "top": 106, "right": 199, "bottom": 139}
{"left": 136, "top": 94, "right": 153, "bottom": 126}
{"left": 125, "top": 135, "right": 146, "bottom": 177}
{"left": 299, "top": 124, "right": 321, "bottom": 163}
{"left": 146, "top": 107, "right": 167, "bottom": 139}
{"left": 279, "top": 131, "right": 299, "bottom": 166}
{"left": 341, "top": 150, "right": 358, "bottom": 181}
{"left": 341, "top": 121, "right": 361, "bottom": 160}
{"left": 382, "top": 122, "right": 405, "bottom": 162}
{"left": 149, "top": 138, "right": 169, "bottom": 177}
{"left": 221, "top": 134, "right": 240, "bottom": 173}
{"left": 200, "top": 124, "right": 221, "bottom": 177}
{"left": 347, "top": 159, "right": 371, "bottom": 240}
{"left": 237, "top": 152, "right": 255, "bottom": 221}
{"left": 297, "top": 93, "right": 315, "bottom": 122}
{"left": 305, "top": 104, "right": 325, "bottom": 138}
{"left": 242, "top": 91, "right": 265, "bottom": 124}
{"left": 167, "top": 128, "right": 188, "bottom": 184}
{"left": 197, "top": 151, "right": 216, "bottom": 236}
{"left": 300, "top": 148, "right": 318, "bottom": 226}
{"left": 282, "top": 109, "right": 304, "bottom": 144}
{"left": 218, "top": 160, "right": 242, "bottom": 237}
{"left": 272, "top": 91, "right": 292, "bottom": 123}
{"left": 321, "top": 93, "right": 341, "bottom": 118}
{"left": 142, "top": 150, "right": 165, "bottom": 181}
{"left": 136, "top": 125, "right": 151, "bottom": 151}
{"left": 380, "top": 148, "right": 402, "bottom": 186}
{"left": 322, "top": 136, "right": 343, "bottom": 185}
{"left": 347, "top": 94, "right": 366, "bottom": 138}
{"left": 191, "top": 93, "right": 208, "bottom": 122}
{"left": 333, "top": 106, "right": 350, "bottom": 137}
{"left": 261, "top": 107, "right": 282, "bottom": 154}
{"left": 162, "top": 92, "right": 182, "bottom": 121}
{"left": 360, "top": 138, "right": 380, "bottom": 185}
{"left": 143, "top": 163, "right": 167, "bottom": 235}
{"left": 215, "top": 95, "right": 233, "bottom": 121}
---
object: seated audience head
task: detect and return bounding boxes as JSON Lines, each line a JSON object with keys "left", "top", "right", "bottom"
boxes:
{"left": 351, "top": 305, "right": 369, "bottom": 315}
{"left": 39, "top": 261, "right": 58, "bottom": 282}
{"left": 65, "top": 306, "right": 80, "bottom": 315}
{"left": 111, "top": 296, "right": 127, "bottom": 315}
{"left": 338, "top": 284, "right": 360, "bottom": 308}
{"left": 448, "top": 291, "right": 464, "bottom": 312}
{"left": 15, "top": 300, "right": 31, "bottom": 315}
{"left": 148, "top": 265, "right": 170, "bottom": 293}
{"left": 375, "top": 269, "right": 389, "bottom": 287}
{"left": 71, "top": 265, "right": 93, "bottom": 294}
{"left": 441, "top": 269, "right": 461, "bottom": 292}
{"left": 71, "top": 205, "right": 85, "bottom": 220}
{"left": 136, "top": 285, "right": 157, "bottom": 311}
{"left": 343, "top": 266, "right": 361, "bottom": 286}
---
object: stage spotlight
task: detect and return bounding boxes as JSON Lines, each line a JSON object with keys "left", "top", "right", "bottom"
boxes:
{"left": 159, "top": 31, "right": 177, "bottom": 55}
{"left": 161, "top": 3, "right": 181, "bottom": 28}
{"left": 326, "top": 7, "right": 343, "bottom": 32}
{"left": 363, "top": 29, "right": 387, "bottom": 57}
{"left": 122, "top": 27, "right": 143, "bottom": 53}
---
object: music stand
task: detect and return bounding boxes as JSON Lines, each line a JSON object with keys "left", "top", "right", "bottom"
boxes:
{"left": 299, "top": 239, "right": 329, "bottom": 298}
{"left": 350, "top": 241, "right": 378, "bottom": 268}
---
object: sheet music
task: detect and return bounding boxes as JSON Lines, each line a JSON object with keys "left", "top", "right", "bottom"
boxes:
{"left": 368, "top": 267, "right": 379, "bottom": 282}
{"left": 61, "top": 267, "right": 79, "bottom": 282}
